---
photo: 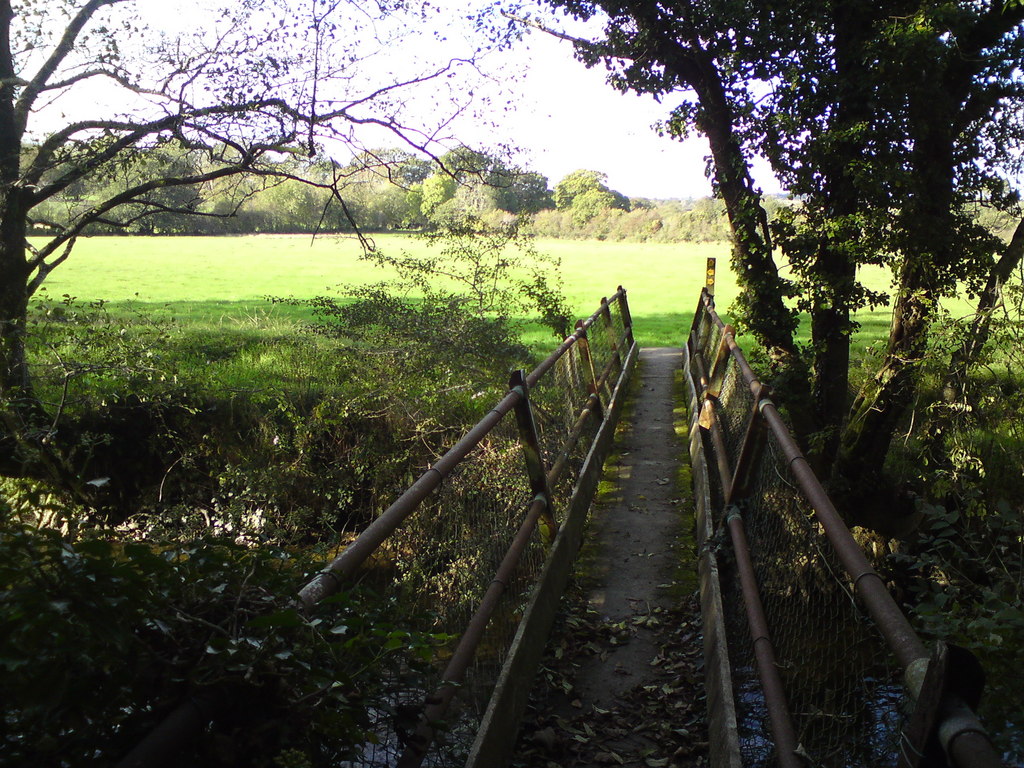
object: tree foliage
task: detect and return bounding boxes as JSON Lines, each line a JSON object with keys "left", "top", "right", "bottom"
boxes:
{"left": 417, "top": 147, "right": 556, "bottom": 224}
{"left": 0, "top": 0, "right": 484, "bottom": 494}
{"left": 553, "top": 168, "right": 629, "bottom": 224}
{"left": 0, "top": 523, "right": 443, "bottom": 766}
{"left": 528, "top": 0, "right": 1024, "bottom": 499}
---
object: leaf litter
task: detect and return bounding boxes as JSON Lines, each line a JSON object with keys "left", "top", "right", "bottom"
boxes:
{"left": 511, "top": 586, "right": 708, "bottom": 768}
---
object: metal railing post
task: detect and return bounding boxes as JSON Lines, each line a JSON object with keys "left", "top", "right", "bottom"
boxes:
{"left": 509, "top": 369, "right": 559, "bottom": 544}
{"left": 616, "top": 286, "right": 635, "bottom": 347}
{"left": 690, "top": 346, "right": 804, "bottom": 768}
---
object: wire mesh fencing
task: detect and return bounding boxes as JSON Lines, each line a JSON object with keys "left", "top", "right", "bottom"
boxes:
{"left": 684, "top": 283, "right": 1001, "bottom": 768}
{"left": 318, "top": 288, "right": 636, "bottom": 768}
{"left": 117, "top": 288, "right": 636, "bottom": 768}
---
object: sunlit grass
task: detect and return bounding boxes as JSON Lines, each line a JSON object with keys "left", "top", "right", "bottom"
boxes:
{"left": 36, "top": 234, "right": 728, "bottom": 348}
{"left": 34, "top": 233, "right": 984, "bottom": 355}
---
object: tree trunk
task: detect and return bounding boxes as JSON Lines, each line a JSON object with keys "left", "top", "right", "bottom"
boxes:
{"left": 807, "top": 247, "right": 856, "bottom": 472}
{"left": 692, "top": 53, "right": 799, "bottom": 364}
{"left": 0, "top": 200, "right": 31, "bottom": 395}
{"left": 841, "top": 267, "right": 935, "bottom": 479}
{"left": 686, "top": 48, "right": 815, "bottom": 439}
{"left": 616, "top": 6, "right": 815, "bottom": 437}
{"left": 946, "top": 217, "right": 1024, "bottom": 392}
{"left": 0, "top": 0, "right": 32, "bottom": 401}
{"left": 0, "top": 0, "right": 70, "bottom": 482}
{"left": 839, "top": 105, "right": 958, "bottom": 488}
{"left": 803, "top": 3, "right": 874, "bottom": 475}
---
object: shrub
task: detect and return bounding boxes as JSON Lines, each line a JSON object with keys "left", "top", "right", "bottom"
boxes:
{"left": 0, "top": 523, "right": 442, "bottom": 766}
{"left": 885, "top": 267, "right": 1024, "bottom": 760}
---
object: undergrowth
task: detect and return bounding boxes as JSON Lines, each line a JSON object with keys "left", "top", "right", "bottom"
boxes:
{"left": 0, "top": 525, "right": 443, "bottom": 767}
{"left": 1, "top": 214, "right": 569, "bottom": 764}
{"left": 885, "top": 274, "right": 1024, "bottom": 761}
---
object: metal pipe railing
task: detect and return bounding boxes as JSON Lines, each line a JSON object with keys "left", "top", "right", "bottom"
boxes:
{"left": 395, "top": 494, "right": 548, "bottom": 768}
{"left": 117, "top": 288, "right": 634, "bottom": 768}
{"left": 395, "top": 304, "right": 636, "bottom": 767}
{"left": 300, "top": 288, "right": 626, "bottom": 606}
{"left": 691, "top": 345, "right": 803, "bottom": 768}
{"left": 691, "top": 286, "right": 1001, "bottom": 768}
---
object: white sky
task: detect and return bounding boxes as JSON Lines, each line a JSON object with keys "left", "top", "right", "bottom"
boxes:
{"left": 434, "top": 26, "right": 782, "bottom": 200}
{"left": 480, "top": 32, "right": 717, "bottom": 200}
{"left": 35, "top": 0, "right": 784, "bottom": 201}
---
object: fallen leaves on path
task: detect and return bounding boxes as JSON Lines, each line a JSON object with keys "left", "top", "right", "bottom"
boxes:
{"left": 511, "top": 589, "right": 709, "bottom": 768}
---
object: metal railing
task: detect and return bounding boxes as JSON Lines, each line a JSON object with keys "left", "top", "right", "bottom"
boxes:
{"left": 118, "top": 288, "right": 637, "bottom": 768}
{"left": 684, "top": 277, "right": 1000, "bottom": 768}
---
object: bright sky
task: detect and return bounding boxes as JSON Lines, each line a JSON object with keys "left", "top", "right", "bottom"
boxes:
{"left": 37, "top": 0, "right": 784, "bottom": 201}
{"left": 430, "top": 26, "right": 783, "bottom": 200}
{"left": 416, "top": 17, "right": 784, "bottom": 201}
{"left": 482, "top": 32, "right": 718, "bottom": 200}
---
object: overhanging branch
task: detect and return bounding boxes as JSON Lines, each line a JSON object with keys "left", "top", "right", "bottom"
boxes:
{"left": 16, "top": 0, "right": 131, "bottom": 126}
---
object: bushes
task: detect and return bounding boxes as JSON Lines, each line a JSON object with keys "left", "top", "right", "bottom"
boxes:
{"left": 884, "top": 269, "right": 1024, "bottom": 760}
{"left": 531, "top": 198, "right": 734, "bottom": 242}
{"left": 0, "top": 524, "right": 441, "bottom": 766}
{"left": 17, "top": 287, "right": 531, "bottom": 536}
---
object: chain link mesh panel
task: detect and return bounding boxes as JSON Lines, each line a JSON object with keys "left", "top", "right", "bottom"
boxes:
{"left": 688, "top": 296, "right": 908, "bottom": 768}
{"left": 335, "top": 294, "right": 632, "bottom": 767}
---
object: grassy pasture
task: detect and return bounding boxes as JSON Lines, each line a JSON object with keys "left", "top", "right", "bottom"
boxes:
{"left": 36, "top": 233, "right": 955, "bottom": 352}
{"left": 38, "top": 235, "right": 729, "bottom": 347}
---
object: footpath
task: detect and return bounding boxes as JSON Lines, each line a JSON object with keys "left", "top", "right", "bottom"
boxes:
{"left": 512, "top": 348, "right": 709, "bottom": 768}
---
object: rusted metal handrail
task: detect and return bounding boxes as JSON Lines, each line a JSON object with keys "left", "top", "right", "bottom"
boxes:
{"left": 690, "top": 286, "right": 1001, "bottom": 768}
{"left": 300, "top": 286, "right": 627, "bottom": 606}
{"left": 396, "top": 301, "right": 636, "bottom": 768}
{"left": 118, "top": 288, "right": 634, "bottom": 768}
{"left": 692, "top": 348, "right": 803, "bottom": 768}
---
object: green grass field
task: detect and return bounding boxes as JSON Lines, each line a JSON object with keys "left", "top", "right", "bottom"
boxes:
{"left": 34, "top": 233, "right": 987, "bottom": 353}
{"left": 37, "top": 234, "right": 728, "bottom": 347}
{"left": 34, "top": 233, "right": 927, "bottom": 350}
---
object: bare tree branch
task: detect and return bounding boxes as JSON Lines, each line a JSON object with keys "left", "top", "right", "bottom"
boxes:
{"left": 41, "top": 66, "right": 157, "bottom": 96}
{"left": 16, "top": 0, "right": 131, "bottom": 125}
{"left": 29, "top": 161, "right": 260, "bottom": 281}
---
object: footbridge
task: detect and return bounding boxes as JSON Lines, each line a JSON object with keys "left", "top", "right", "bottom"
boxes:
{"left": 119, "top": 270, "right": 1004, "bottom": 768}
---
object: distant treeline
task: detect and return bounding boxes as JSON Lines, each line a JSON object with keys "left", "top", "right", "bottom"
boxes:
{"left": 31, "top": 142, "right": 797, "bottom": 242}
{"left": 32, "top": 142, "right": 1015, "bottom": 244}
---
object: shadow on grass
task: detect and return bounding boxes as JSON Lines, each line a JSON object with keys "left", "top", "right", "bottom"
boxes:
{"left": 91, "top": 299, "right": 898, "bottom": 360}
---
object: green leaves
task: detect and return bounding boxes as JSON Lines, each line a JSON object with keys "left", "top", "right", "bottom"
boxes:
{"left": 0, "top": 524, "right": 442, "bottom": 766}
